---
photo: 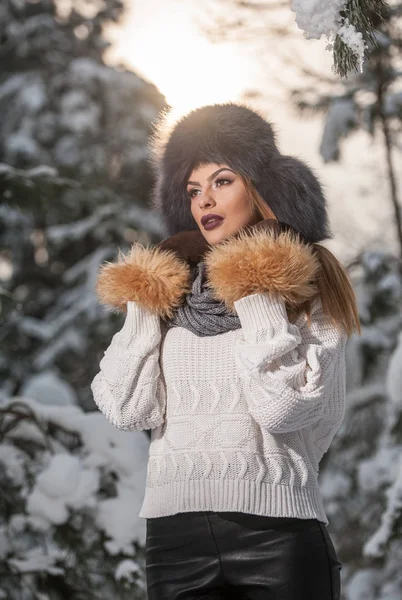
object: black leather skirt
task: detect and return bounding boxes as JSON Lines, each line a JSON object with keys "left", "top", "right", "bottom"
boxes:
{"left": 145, "top": 511, "right": 342, "bottom": 600}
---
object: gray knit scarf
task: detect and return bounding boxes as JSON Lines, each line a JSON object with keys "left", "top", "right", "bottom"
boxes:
{"left": 162, "top": 260, "right": 241, "bottom": 337}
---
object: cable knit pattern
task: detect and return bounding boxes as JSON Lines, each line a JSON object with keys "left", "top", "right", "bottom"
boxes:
{"left": 91, "top": 302, "right": 166, "bottom": 431}
{"left": 91, "top": 291, "right": 347, "bottom": 525}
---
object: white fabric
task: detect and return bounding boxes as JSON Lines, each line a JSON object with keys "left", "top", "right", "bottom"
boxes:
{"left": 91, "top": 291, "right": 347, "bottom": 525}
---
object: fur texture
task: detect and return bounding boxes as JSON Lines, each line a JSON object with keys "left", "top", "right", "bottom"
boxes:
{"left": 156, "top": 227, "right": 210, "bottom": 265}
{"left": 96, "top": 245, "right": 191, "bottom": 318}
{"left": 148, "top": 102, "right": 332, "bottom": 243}
{"left": 204, "top": 227, "right": 319, "bottom": 312}
{"left": 96, "top": 221, "right": 319, "bottom": 317}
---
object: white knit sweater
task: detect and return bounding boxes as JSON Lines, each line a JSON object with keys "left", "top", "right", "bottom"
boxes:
{"left": 91, "top": 291, "right": 347, "bottom": 525}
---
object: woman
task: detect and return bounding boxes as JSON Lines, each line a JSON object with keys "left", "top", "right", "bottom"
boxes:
{"left": 91, "top": 103, "right": 361, "bottom": 600}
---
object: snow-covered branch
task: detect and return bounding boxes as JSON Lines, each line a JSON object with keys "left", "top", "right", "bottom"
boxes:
{"left": 291, "top": 0, "right": 389, "bottom": 77}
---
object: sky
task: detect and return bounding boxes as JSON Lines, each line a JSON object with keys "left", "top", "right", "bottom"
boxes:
{"left": 104, "top": 0, "right": 400, "bottom": 264}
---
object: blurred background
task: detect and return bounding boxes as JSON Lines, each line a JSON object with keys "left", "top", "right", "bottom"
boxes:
{"left": 1, "top": 1, "right": 402, "bottom": 598}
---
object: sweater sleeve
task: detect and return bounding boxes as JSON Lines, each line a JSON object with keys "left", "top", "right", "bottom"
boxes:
{"left": 233, "top": 291, "right": 347, "bottom": 434}
{"left": 90, "top": 301, "right": 166, "bottom": 431}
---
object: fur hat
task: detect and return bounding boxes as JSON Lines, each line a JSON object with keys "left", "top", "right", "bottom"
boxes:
{"left": 148, "top": 102, "right": 332, "bottom": 243}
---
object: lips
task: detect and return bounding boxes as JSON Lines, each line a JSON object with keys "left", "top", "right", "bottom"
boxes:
{"left": 203, "top": 217, "right": 224, "bottom": 231}
{"left": 201, "top": 214, "right": 224, "bottom": 226}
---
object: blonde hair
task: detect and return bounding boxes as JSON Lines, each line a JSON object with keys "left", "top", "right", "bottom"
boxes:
{"left": 241, "top": 175, "right": 361, "bottom": 338}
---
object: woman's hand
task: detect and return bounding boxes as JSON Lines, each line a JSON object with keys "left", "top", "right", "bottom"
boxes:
{"left": 95, "top": 243, "right": 192, "bottom": 318}
{"left": 203, "top": 219, "right": 320, "bottom": 312}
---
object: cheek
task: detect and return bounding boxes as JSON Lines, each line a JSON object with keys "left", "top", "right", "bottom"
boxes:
{"left": 228, "top": 188, "right": 253, "bottom": 219}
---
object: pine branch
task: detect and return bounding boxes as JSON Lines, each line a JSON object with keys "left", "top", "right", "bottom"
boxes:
{"left": 0, "top": 401, "right": 53, "bottom": 451}
{"left": 334, "top": 0, "right": 389, "bottom": 78}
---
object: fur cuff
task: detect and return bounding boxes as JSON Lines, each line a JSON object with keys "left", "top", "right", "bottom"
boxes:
{"left": 204, "top": 227, "right": 319, "bottom": 312}
{"left": 96, "top": 244, "right": 191, "bottom": 318}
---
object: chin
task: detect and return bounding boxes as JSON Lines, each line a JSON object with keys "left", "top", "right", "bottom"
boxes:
{"left": 206, "top": 222, "right": 248, "bottom": 245}
{"left": 203, "top": 226, "right": 228, "bottom": 245}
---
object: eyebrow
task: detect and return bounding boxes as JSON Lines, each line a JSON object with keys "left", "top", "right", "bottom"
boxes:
{"left": 187, "top": 167, "right": 236, "bottom": 186}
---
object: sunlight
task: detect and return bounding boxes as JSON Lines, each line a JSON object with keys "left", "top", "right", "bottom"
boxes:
{"left": 140, "top": 32, "right": 245, "bottom": 116}
{"left": 106, "top": 2, "right": 252, "bottom": 118}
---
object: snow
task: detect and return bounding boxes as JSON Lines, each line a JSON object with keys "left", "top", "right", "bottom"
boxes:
{"left": 0, "top": 162, "right": 58, "bottom": 179}
{"left": 337, "top": 19, "right": 366, "bottom": 70}
{"left": 345, "top": 382, "right": 386, "bottom": 411}
{"left": 8, "top": 545, "right": 65, "bottom": 575}
{"left": 386, "top": 330, "right": 402, "bottom": 414}
{"left": 1, "top": 396, "right": 149, "bottom": 549}
{"left": 26, "top": 454, "right": 100, "bottom": 527}
{"left": 379, "top": 580, "right": 402, "bottom": 600}
{"left": 0, "top": 2, "right": 163, "bottom": 595}
{"left": 59, "top": 90, "right": 101, "bottom": 134}
{"left": 98, "top": 484, "right": 144, "bottom": 556}
{"left": 320, "top": 470, "right": 351, "bottom": 500}
{"left": 20, "top": 80, "right": 47, "bottom": 113}
{"left": 378, "top": 272, "right": 402, "bottom": 297}
{"left": 363, "top": 456, "right": 402, "bottom": 558}
{"left": 53, "top": 135, "right": 82, "bottom": 168}
{"left": 0, "top": 444, "right": 25, "bottom": 485}
{"left": 358, "top": 325, "right": 393, "bottom": 351}
{"left": 115, "top": 558, "right": 141, "bottom": 582}
{"left": 47, "top": 205, "right": 116, "bottom": 244}
{"left": 20, "top": 291, "right": 98, "bottom": 342}
{"left": 358, "top": 447, "right": 401, "bottom": 494}
{"left": 346, "top": 568, "right": 381, "bottom": 600}
{"left": 320, "top": 97, "right": 357, "bottom": 162}
{"left": 6, "top": 131, "right": 42, "bottom": 164}
{"left": 291, "top": 0, "right": 367, "bottom": 73}
{"left": 8, "top": 515, "right": 27, "bottom": 536}
{"left": 291, "top": 0, "right": 345, "bottom": 40}
{"left": 21, "top": 371, "right": 78, "bottom": 407}
{"left": 0, "top": 74, "right": 27, "bottom": 102}
{"left": 69, "top": 57, "right": 113, "bottom": 85}
{"left": 384, "top": 91, "right": 402, "bottom": 117}
{"left": 344, "top": 333, "right": 365, "bottom": 389}
{"left": 0, "top": 394, "right": 150, "bottom": 593}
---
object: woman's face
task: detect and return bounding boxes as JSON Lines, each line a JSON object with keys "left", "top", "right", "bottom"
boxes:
{"left": 187, "top": 163, "right": 260, "bottom": 245}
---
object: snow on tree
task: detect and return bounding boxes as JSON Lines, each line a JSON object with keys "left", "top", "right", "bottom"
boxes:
{"left": 1, "top": 2, "right": 168, "bottom": 595}
{"left": 291, "top": 3, "right": 402, "bottom": 258}
{"left": 0, "top": 395, "right": 149, "bottom": 599}
{"left": 319, "top": 249, "right": 402, "bottom": 599}
{"left": 0, "top": 0, "right": 165, "bottom": 198}
{"left": 0, "top": 0, "right": 167, "bottom": 411}
{"left": 0, "top": 162, "right": 163, "bottom": 413}
{"left": 291, "top": 0, "right": 390, "bottom": 77}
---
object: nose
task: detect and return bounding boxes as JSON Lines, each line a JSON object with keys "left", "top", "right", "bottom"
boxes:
{"left": 197, "top": 188, "right": 216, "bottom": 209}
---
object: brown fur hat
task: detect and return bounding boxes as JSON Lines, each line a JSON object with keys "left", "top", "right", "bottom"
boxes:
{"left": 148, "top": 102, "right": 332, "bottom": 243}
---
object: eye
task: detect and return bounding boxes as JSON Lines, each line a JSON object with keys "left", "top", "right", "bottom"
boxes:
{"left": 187, "top": 188, "right": 199, "bottom": 199}
{"left": 187, "top": 178, "right": 232, "bottom": 199}
{"left": 215, "top": 178, "right": 231, "bottom": 187}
